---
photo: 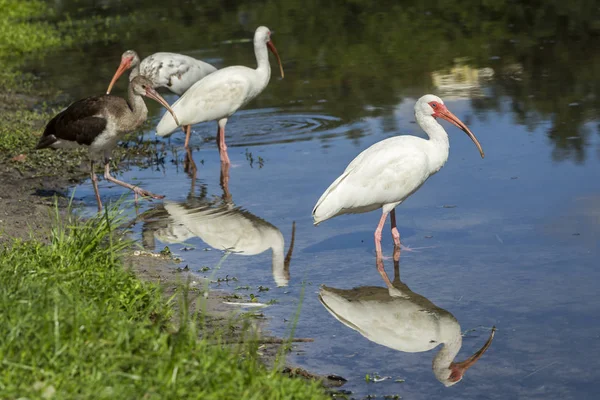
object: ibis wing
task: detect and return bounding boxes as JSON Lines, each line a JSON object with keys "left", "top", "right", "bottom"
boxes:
{"left": 157, "top": 66, "right": 253, "bottom": 133}
{"left": 313, "top": 137, "right": 430, "bottom": 220}
{"left": 141, "top": 53, "right": 217, "bottom": 95}
{"left": 37, "top": 97, "right": 109, "bottom": 148}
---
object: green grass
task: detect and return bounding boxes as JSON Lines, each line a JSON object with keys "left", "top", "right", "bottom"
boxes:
{"left": 0, "top": 206, "right": 329, "bottom": 399}
{"left": 0, "top": 0, "right": 62, "bottom": 64}
{"left": 0, "top": 106, "right": 89, "bottom": 174}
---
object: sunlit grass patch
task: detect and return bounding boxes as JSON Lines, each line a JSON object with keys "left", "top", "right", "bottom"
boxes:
{"left": 0, "top": 0, "right": 62, "bottom": 64}
{"left": 0, "top": 206, "right": 328, "bottom": 399}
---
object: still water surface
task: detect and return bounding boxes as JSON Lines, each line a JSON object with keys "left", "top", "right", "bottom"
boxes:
{"left": 36, "top": 1, "right": 599, "bottom": 398}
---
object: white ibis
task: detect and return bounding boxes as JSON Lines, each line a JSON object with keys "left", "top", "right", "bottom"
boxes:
{"left": 313, "top": 94, "right": 484, "bottom": 256}
{"left": 35, "top": 76, "right": 180, "bottom": 212}
{"left": 319, "top": 252, "right": 495, "bottom": 386}
{"left": 105, "top": 50, "right": 217, "bottom": 148}
{"left": 140, "top": 175, "right": 296, "bottom": 287}
{"left": 155, "top": 26, "right": 284, "bottom": 164}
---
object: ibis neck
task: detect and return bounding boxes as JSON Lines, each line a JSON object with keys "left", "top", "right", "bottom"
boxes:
{"left": 432, "top": 335, "right": 462, "bottom": 382}
{"left": 123, "top": 85, "right": 148, "bottom": 132}
{"left": 128, "top": 65, "right": 141, "bottom": 82}
{"left": 416, "top": 112, "right": 450, "bottom": 173}
{"left": 254, "top": 40, "right": 271, "bottom": 88}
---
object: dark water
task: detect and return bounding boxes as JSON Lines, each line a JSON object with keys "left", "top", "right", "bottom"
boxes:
{"left": 36, "top": 1, "right": 600, "bottom": 398}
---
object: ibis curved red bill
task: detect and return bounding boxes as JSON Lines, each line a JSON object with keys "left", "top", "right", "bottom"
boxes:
{"left": 437, "top": 107, "right": 485, "bottom": 158}
{"left": 106, "top": 58, "right": 132, "bottom": 95}
{"left": 267, "top": 40, "right": 284, "bottom": 79}
{"left": 144, "top": 87, "right": 180, "bottom": 126}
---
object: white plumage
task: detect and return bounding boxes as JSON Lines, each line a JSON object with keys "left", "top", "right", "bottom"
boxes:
{"left": 313, "top": 94, "right": 485, "bottom": 255}
{"left": 135, "top": 52, "right": 217, "bottom": 96}
{"left": 155, "top": 26, "right": 284, "bottom": 164}
{"left": 106, "top": 50, "right": 217, "bottom": 96}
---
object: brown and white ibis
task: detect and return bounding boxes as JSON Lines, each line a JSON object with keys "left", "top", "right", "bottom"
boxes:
{"left": 312, "top": 95, "right": 485, "bottom": 259}
{"left": 35, "top": 76, "right": 180, "bottom": 211}
{"left": 155, "top": 26, "right": 284, "bottom": 164}
{"left": 105, "top": 50, "right": 217, "bottom": 148}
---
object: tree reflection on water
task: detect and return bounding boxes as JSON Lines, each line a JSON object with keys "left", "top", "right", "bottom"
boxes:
{"left": 44, "top": 0, "right": 599, "bottom": 162}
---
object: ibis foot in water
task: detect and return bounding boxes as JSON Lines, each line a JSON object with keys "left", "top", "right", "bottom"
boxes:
{"left": 376, "top": 247, "right": 409, "bottom": 298}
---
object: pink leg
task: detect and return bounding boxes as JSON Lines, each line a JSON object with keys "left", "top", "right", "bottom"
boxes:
{"left": 216, "top": 119, "right": 230, "bottom": 165}
{"left": 390, "top": 209, "right": 401, "bottom": 247}
{"left": 103, "top": 161, "right": 164, "bottom": 201}
{"left": 374, "top": 211, "right": 389, "bottom": 255}
{"left": 90, "top": 160, "right": 102, "bottom": 212}
{"left": 183, "top": 125, "right": 191, "bottom": 149}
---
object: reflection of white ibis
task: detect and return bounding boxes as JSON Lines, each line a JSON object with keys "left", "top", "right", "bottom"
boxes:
{"left": 319, "top": 252, "right": 495, "bottom": 386}
{"left": 156, "top": 26, "right": 284, "bottom": 164}
{"left": 140, "top": 178, "right": 295, "bottom": 287}
{"left": 313, "top": 95, "right": 484, "bottom": 256}
{"left": 35, "top": 76, "right": 179, "bottom": 211}
{"left": 106, "top": 50, "right": 217, "bottom": 148}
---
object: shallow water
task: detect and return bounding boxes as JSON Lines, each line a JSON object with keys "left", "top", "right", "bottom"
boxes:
{"left": 38, "top": 1, "right": 599, "bottom": 398}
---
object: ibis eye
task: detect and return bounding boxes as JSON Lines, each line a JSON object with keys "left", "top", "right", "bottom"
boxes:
{"left": 432, "top": 103, "right": 437, "bottom": 108}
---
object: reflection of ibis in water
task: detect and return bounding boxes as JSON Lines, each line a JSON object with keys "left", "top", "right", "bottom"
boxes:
{"left": 141, "top": 191, "right": 295, "bottom": 287}
{"left": 319, "top": 251, "right": 495, "bottom": 386}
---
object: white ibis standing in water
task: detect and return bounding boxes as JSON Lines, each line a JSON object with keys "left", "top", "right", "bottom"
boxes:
{"left": 312, "top": 95, "right": 485, "bottom": 259}
{"left": 35, "top": 76, "right": 180, "bottom": 212}
{"left": 319, "top": 251, "right": 496, "bottom": 386}
{"left": 155, "top": 26, "right": 284, "bottom": 165}
{"left": 105, "top": 50, "right": 217, "bottom": 148}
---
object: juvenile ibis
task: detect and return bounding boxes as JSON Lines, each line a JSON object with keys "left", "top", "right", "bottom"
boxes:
{"left": 35, "top": 76, "right": 180, "bottom": 211}
{"left": 155, "top": 26, "right": 284, "bottom": 164}
{"left": 319, "top": 250, "right": 496, "bottom": 386}
{"left": 312, "top": 95, "right": 484, "bottom": 256}
{"left": 106, "top": 50, "right": 217, "bottom": 148}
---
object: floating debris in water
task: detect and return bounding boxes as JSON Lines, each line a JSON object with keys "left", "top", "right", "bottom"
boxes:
{"left": 223, "top": 301, "right": 268, "bottom": 307}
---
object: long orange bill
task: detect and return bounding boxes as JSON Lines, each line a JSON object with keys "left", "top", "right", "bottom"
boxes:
{"left": 267, "top": 40, "right": 284, "bottom": 79}
{"left": 106, "top": 59, "right": 130, "bottom": 95}
{"left": 144, "top": 87, "right": 180, "bottom": 126}
{"left": 453, "top": 326, "right": 496, "bottom": 372}
{"left": 439, "top": 108, "right": 485, "bottom": 158}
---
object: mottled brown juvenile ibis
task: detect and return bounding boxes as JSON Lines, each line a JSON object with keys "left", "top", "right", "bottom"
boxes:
{"left": 156, "top": 26, "right": 284, "bottom": 164}
{"left": 35, "top": 76, "right": 180, "bottom": 211}
{"left": 106, "top": 50, "right": 217, "bottom": 148}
